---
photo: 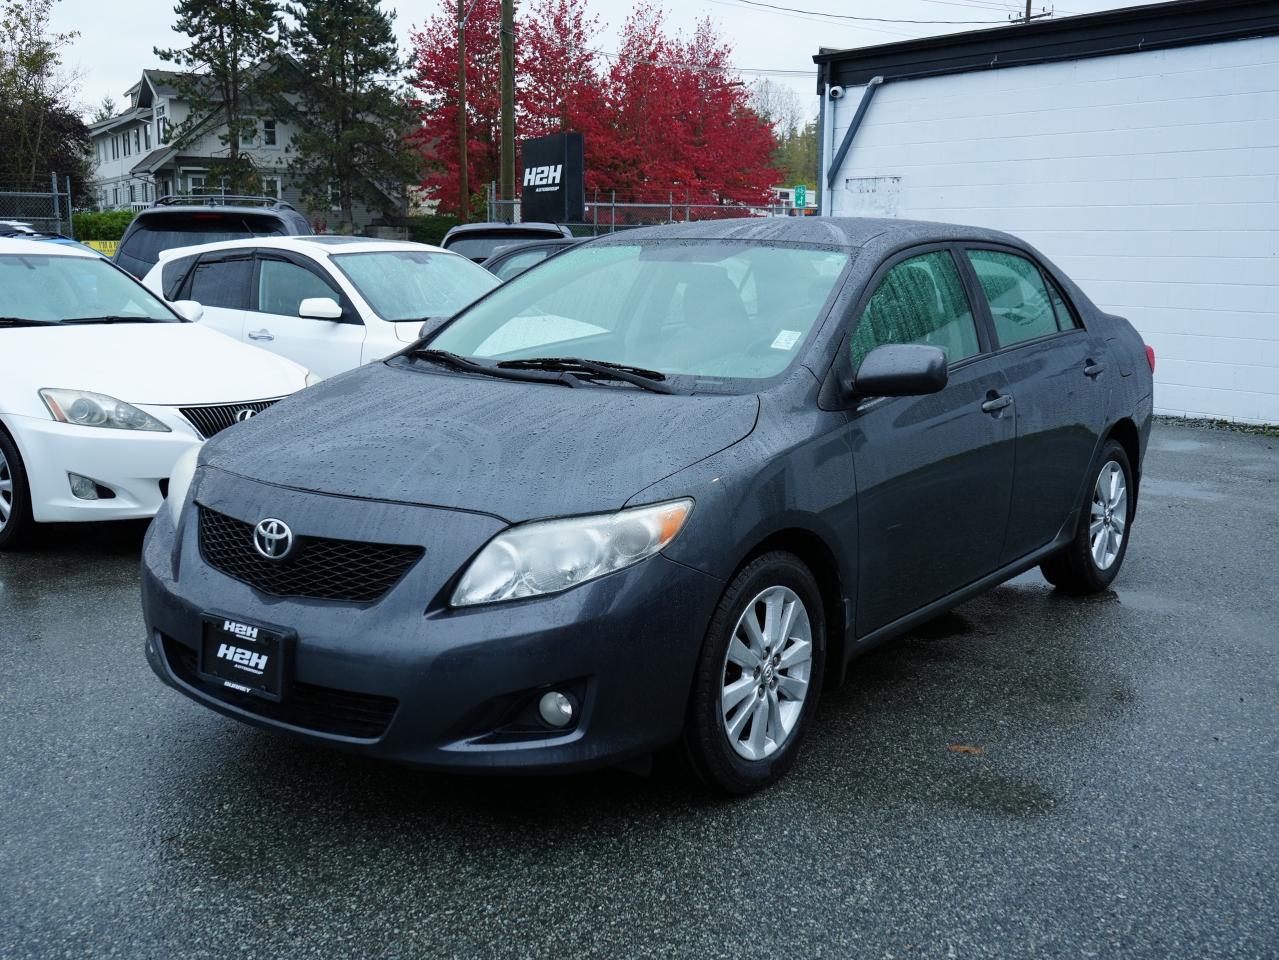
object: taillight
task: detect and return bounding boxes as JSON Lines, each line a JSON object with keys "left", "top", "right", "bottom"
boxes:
{"left": 1145, "top": 344, "right": 1156, "bottom": 372}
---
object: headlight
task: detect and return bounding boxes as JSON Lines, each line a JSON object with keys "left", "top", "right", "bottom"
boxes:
{"left": 40, "top": 388, "right": 170, "bottom": 432}
{"left": 451, "top": 498, "right": 694, "bottom": 607}
{"left": 164, "top": 444, "right": 201, "bottom": 524}
{"left": 305, "top": 371, "right": 323, "bottom": 387}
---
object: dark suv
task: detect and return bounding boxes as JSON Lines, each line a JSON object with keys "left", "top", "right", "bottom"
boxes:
{"left": 114, "top": 195, "right": 312, "bottom": 277}
{"left": 440, "top": 221, "right": 573, "bottom": 263}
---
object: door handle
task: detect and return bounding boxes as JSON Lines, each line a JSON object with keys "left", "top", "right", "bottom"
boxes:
{"left": 1084, "top": 359, "right": 1106, "bottom": 378}
{"left": 248, "top": 329, "right": 274, "bottom": 342}
{"left": 981, "top": 393, "right": 1013, "bottom": 414}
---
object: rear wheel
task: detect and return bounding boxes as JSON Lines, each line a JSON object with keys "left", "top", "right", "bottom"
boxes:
{"left": 0, "top": 429, "right": 34, "bottom": 550}
{"left": 680, "top": 552, "right": 825, "bottom": 794}
{"left": 1040, "top": 439, "right": 1133, "bottom": 594}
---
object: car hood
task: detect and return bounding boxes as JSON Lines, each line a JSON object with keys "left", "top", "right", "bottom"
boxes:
{"left": 202, "top": 360, "right": 760, "bottom": 521}
{"left": 2, "top": 323, "right": 307, "bottom": 405}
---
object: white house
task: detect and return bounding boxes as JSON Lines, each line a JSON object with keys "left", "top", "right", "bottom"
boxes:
{"left": 815, "top": 0, "right": 1279, "bottom": 424}
{"left": 88, "top": 69, "right": 298, "bottom": 211}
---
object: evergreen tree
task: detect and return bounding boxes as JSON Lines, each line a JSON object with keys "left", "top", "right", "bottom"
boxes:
{"left": 155, "top": 0, "right": 281, "bottom": 193}
{"left": 93, "top": 95, "right": 117, "bottom": 123}
{"left": 281, "top": 0, "right": 417, "bottom": 230}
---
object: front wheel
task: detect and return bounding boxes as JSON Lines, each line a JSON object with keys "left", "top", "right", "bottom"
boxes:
{"left": 1040, "top": 439, "right": 1134, "bottom": 594}
{"left": 0, "top": 429, "right": 34, "bottom": 550}
{"left": 680, "top": 551, "right": 826, "bottom": 794}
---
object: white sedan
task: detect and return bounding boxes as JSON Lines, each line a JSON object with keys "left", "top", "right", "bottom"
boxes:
{"left": 0, "top": 237, "right": 316, "bottom": 548}
{"left": 141, "top": 237, "right": 500, "bottom": 377}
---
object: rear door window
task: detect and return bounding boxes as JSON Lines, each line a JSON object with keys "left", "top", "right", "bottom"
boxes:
{"left": 966, "top": 250, "right": 1059, "bottom": 346}
{"left": 187, "top": 256, "right": 254, "bottom": 310}
{"left": 850, "top": 250, "right": 981, "bottom": 369}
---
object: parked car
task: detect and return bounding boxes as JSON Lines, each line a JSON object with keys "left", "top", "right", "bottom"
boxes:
{"left": 114, "top": 195, "right": 313, "bottom": 278}
{"left": 141, "top": 217, "right": 1153, "bottom": 794}
{"left": 441, "top": 221, "right": 574, "bottom": 263}
{"left": 0, "top": 237, "right": 317, "bottom": 549}
{"left": 482, "top": 237, "right": 583, "bottom": 281}
{"left": 0, "top": 221, "right": 107, "bottom": 257}
{"left": 141, "top": 237, "right": 500, "bottom": 377}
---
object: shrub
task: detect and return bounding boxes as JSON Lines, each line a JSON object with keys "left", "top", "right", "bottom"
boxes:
{"left": 403, "top": 213, "right": 458, "bottom": 247}
{"left": 72, "top": 209, "right": 137, "bottom": 241}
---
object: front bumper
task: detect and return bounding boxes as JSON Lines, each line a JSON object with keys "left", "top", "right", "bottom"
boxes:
{"left": 3, "top": 409, "right": 201, "bottom": 523}
{"left": 141, "top": 474, "right": 725, "bottom": 773}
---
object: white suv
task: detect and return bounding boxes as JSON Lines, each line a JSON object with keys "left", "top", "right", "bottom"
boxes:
{"left": 142, "top": 237, "right": 500, "bottom": 377}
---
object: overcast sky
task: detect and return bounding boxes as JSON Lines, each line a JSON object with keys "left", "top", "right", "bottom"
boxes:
{"left": 54, "top": 0, "right": 1155, "bottom": 120}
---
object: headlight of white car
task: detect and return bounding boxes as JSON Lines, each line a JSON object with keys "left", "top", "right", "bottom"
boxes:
{"left": 305, "top": 372, "right": 323, "bottom": 387}
{"left": 164, "top": 444, "right": 201, "bottom": 525}
{"left": 39, "top": 388, "right": 170, "bottom": 432}
{"left": 451, "top": 499, "right": 694, "bottom": 607}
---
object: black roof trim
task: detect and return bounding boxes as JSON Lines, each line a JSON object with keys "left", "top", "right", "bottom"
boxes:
{"left": 813, "top": 0, "right": 1279, "bottom": 90}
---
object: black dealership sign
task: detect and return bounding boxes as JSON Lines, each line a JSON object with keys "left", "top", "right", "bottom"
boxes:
{"left": 520, "top": 132, "right": 584, "bottom": 224}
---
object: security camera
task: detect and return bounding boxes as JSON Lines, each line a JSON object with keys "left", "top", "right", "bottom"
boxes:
{"left": 828, "top": 85, "right": 845, "bottom": 100}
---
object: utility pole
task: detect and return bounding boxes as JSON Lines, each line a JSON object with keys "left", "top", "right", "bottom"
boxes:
{"left": 457, "top": 0, "right": 469, "bottom": 223}
{"left": 499, "top": 0, "right": 516, "bottom": 210}
{"left": 1013, "top": 3, "right": 1053, "bottom": 23}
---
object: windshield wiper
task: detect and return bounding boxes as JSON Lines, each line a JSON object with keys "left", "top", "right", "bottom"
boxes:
{"left": 498, "top": 357, "right": 676, "bottom": 394}
{"left": 0, "top": 316, "right": 59, "bottom": 327}
{"left": 406, "top": 348, "right": 582, "bottom": 388}
{"left": 60, "top": 315, "right": 165, "bottom": 324}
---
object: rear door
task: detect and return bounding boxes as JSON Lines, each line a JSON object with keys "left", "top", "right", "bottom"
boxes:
{"left": 961, "top": 246, "right": 1108, "bottom": 563}
{"left": 842, "top": 246, "right": 1017, "bottom": 634}
{"left": 182, "top": 251, "right": 255, "bottom": 340}
{"left": 245, "top": 252, "right": 365, "bottom": 377}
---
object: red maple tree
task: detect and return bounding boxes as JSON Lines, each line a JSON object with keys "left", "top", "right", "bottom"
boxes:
{"left": 408, "top": 0, "right": 779, "bottom": 216}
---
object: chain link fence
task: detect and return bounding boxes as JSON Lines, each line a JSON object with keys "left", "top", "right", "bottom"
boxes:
{"left": 0, "top": 174, "right": 76, "bottom": 237}
{"left": 486, "top": 184, "right": 805, "bottom": 236}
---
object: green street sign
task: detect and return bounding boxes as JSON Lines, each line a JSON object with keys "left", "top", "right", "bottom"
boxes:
{"left": 794, "top": 184, "right": 807, "bottom": 209}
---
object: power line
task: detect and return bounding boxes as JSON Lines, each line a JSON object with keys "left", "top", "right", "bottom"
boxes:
{"left": 724, "top": 0, "right": 1010, "bottom": 24}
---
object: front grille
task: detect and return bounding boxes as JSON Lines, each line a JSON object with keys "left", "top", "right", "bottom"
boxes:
{"left": 198, "top": 505, "right": 424, "bottom": 603}
{"left": 164, "top": 635, "right": 397, "bottom": 739}
{"left": 179, "top": 398, "right": 283, "bottom": 439}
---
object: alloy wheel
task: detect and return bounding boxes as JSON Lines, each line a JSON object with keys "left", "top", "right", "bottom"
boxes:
{"left": 720, "top": 585, "right": 813, "bottom": 761}
{"left": 1090, "top": 460, "right": 1127, "bottom": 571}
{"left": 0, "top": 446, "right": 12, "bottom": 531}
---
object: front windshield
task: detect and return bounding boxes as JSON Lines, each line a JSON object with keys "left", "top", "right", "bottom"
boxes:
{"left": 0, "top": 253, "right": 178, "bottom": 323}
{"left": 333, "top": 250, "right": 499, "bottom": 322}
{"left": 428, "top": 241, "right": 850, "bottom": 382}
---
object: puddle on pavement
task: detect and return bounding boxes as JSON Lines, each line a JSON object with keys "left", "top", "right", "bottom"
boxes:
{"left": 1139, "top": 477, "right": 1225, "bottom": 501}
{"left": 1152, "top": 437, "right": 1211, "bottom": 453}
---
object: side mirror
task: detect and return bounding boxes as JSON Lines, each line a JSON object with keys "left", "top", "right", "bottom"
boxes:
{"left": 299, "top": 296, "right": 343, "bottom": 321}
{"left": 171, "top": 299, "right": 204, "bottom": 322}
{"left": 852, "top": 343, "right": 948, "bottom": 398}
{"left": 418, "top": 316, "right": 449, "bottom": 341}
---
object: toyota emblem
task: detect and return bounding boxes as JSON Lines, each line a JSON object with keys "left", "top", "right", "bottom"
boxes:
{"left": 235, "top": 408, "right": 257, "bottom": 423}
{"left": 253, "top": 518, "right": 293, "bottom": 560}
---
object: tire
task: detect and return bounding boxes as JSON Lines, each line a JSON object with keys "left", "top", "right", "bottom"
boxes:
{"left": 1040, "top": 439, "right": 1134, "bottom": 594}
{"left": 0, "top": 428, "right": 34, "bottom": 550}
{"left": 680, "top": 551, "right": 826, "bottom": 795}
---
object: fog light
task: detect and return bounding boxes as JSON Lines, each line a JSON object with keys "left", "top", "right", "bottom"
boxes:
{"left": 538, "top": 691, "right": 575, "bottom": 729}
{"left": 68, "top": 473, "right": 100, "bottom": 500}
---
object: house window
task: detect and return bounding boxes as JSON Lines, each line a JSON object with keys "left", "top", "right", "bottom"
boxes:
{"left": 188, "top": 173, "right": 206, "bottom": 194}
{"left": 154, "top": 104, "right": 167, "bottom": 145}
{"left": 134, "top": 128, "right": 141, "bottom": 152}
{"left": 128, "top": 183, "right": 136, "bottom": 203}
{"left": 263, "top": 119, "right": 277, "bottom": 146}
{"left": 143, "top": 125, "right": 150, "bottom": 150}
{"left": 262, "top": 175, "right": 282, "bottom": 199}
{"left": 122, "top": 131, "right": 130, "bottom": 157}
{"left": 112, "top": 187, "right": 119, "bottom": 206}
{"left": 111, "top": 137, "right": 119, "bottom": 160}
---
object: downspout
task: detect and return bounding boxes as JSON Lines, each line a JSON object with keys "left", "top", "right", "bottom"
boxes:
{"left": 824, "top": 75, "right": 885, "bottom": 208}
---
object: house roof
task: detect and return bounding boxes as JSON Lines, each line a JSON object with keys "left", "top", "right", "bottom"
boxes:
{"left": 813, "top": 0, "right": 1279, "bottom": 90}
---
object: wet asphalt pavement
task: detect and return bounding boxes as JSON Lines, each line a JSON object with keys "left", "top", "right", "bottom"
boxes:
{"left": 2, "top": 420, "right": 1277, "bottom": 959}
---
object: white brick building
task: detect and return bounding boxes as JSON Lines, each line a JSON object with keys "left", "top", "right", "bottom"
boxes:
{"left": 815, "top": 0, "right": 1279, "bottom": 424}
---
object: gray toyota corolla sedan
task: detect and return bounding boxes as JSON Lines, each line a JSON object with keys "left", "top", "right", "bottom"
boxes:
{"left": 142, "top": 217, "right": 1153, "bottom": 793}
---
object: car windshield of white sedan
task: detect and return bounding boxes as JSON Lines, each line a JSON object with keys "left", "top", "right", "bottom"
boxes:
{"left": 428, "top": 242, "right": 850, "bottom": 381}
{"left": 333, "top": 250, "right": 500, "bottom": 322}
{"left": 0, "top": 254, "right": 176, "bottom": 323}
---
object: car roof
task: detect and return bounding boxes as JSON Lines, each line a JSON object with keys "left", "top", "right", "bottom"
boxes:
{"left": 482, "top": 237, "right": 583, "bottom": 262}
{"left": 600, "top": 216, "right": 1024, "bottom": 250}
{"left": 152, "top": 235, "right": 449, "bottom": 264}
{"left": 444, "top": 222, "right": 568, "bottom": 236}
{"left": 0, "top": 236, "right": 97, "bottom": 258}
{"left": 136, "top": 203, "right": 299, "bottom": 218}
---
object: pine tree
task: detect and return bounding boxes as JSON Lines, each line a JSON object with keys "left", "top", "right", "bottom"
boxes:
{"left": 155, "top": 0, "right": 281, "bottom": 193}
{"left": 281, "top": 0, "right": 417, "bottom": 230}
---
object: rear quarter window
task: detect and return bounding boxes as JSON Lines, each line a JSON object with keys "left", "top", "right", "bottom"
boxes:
{"left": 161, "top": 255, "right": 199, "bottom": 299}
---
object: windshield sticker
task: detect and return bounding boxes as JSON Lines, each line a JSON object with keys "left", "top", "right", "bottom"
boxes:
{"left": 770, "top": 330, "right": 802, "bottom": 351}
